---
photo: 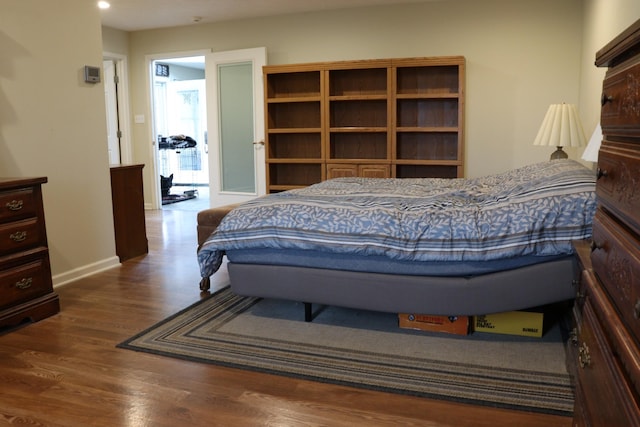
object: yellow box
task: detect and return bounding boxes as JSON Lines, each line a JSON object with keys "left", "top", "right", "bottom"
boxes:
{"left": 473, "top": 310, "right": 544, "bottom": 338}
{"left": 398, "top": 313, "right": 469, "bottom": 335}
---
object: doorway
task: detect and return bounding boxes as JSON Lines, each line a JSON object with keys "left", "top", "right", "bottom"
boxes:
{"left": 149, "top": 47, "right": 267, "bottom": 210}
{"left": 102, "top": 52, "right": 132, "bottom": 165}
{"left": 151, "top": 55, "right": 209, "bottom": 210}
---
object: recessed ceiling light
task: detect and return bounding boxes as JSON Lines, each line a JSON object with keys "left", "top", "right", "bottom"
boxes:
{"left": 98, "top": 1, "right": 110, "bottom": 9}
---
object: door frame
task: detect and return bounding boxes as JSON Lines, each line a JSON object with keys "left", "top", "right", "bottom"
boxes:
{"left": 103, "top": 52, "right": 132, "bottom": 164}
{"left": 145, "top": 49, "right": 209, "bottom": 209}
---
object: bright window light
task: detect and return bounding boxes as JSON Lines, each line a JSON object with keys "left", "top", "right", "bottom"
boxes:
{"left": 98, "top": 1, "right": 110, "bottom": 9}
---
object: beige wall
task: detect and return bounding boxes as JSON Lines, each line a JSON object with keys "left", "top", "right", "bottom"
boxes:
{"left": 102, "top": 26, "right": 129, "bottom": 56}
{"left": 123, "top": 0, "right": 583, "bottom": 198}
{"left": 1, "top": 0, "right": 119, "bottom": 284}
{"left": 579, "top": 0, "right": 640, "bottom": 140}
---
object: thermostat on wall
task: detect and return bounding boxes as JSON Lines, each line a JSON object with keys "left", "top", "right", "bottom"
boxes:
{"left": 84, "top": 65, "right": 101, "bottom": 83}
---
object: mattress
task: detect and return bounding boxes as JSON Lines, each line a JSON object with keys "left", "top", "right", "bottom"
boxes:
{"left": 226, "top": 249, "right": 570, "bottom": 276}
{"left": 198, "top": 159, "right": 596, "bottom": 280}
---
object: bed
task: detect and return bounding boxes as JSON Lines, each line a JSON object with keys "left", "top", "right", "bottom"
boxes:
{"left": 197, "top": 159, "right": 596, "bottom": 318}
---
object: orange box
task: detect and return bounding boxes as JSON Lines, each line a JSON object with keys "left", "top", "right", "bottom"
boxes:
{"left": 398, "top": 313, "right": 469, "bottom": 335}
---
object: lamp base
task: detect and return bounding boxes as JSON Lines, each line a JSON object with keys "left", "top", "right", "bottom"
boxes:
{"left": 550, "top": 146, "right": 568, "bottom": 160}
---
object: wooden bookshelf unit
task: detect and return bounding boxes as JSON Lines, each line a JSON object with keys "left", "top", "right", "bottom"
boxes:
{"left": 264, "top": 56, "right": 465, "bottom": 192}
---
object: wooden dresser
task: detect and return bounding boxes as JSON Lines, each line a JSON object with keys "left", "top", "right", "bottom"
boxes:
{"left": 110, "top": 164, "right": 148, "bottom": 262}
{"left": 571, "top": 19, "right": 640, "bottom": 425}
{"left": 0, "top": 177, "right": 59, "bottom": 329}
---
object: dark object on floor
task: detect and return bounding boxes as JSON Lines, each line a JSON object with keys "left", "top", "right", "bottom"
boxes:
{"left": 162, "top": 193, "right": 196, "bottom": 205}
{"left": 160, "top": 174, "right": 173, "bottom": 197}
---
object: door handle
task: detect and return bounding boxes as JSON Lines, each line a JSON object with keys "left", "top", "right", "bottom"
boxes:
{"left": 252, "top": 140, "right": 265, "bottom": 146}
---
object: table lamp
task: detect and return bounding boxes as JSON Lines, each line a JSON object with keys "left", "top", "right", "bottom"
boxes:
{"left": 533, "top": 103, "right": 587, "bottom": 160}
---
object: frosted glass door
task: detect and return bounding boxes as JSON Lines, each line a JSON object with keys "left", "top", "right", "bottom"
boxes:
{"left": 206, "top": 47, "right": 266, "bottom": 207}
{"left": 218, "top": 63, "right": 254, "bottom": 193}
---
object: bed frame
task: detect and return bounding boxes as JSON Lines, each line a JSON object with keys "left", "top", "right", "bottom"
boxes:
{"left": 226, "top": 257, "right": 578, "bottom": 319}
{"left": 197, "top": 204, "right": 579, "bottom": 319}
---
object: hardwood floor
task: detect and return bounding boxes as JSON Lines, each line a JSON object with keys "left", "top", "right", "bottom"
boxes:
{"left": 0, "top": 209, "right": 572, "bottom": 427}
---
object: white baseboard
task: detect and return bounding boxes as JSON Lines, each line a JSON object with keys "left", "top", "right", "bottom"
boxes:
{"left": 52, "top": 256, "right": 121, "bottom": 288}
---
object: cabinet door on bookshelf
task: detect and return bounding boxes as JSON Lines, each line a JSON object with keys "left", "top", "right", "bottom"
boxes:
{"left": 326, "top": 164, "right": 358, "bottom": 179}
{"left": 359, "top": 164, "right": 390, "bottom": 178}
{"left": 326, "top": 164, "right": 390, "bottom": 179}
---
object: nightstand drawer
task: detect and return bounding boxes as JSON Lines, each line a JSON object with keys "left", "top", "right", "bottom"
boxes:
{"left": 0, "top": 218, "right": 44, "bottom": 256}
{"left": 591, "top": 209, "right": 640, "bottom": 342}
{"left": 0, "top": 256, "right": 51, "bottom": 309}
{"left": 0, "top": 188, "right": 38, "bottom": 224}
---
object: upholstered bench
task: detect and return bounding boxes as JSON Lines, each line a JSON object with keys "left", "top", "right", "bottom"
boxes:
{"left": 197, "top": 203, "right": 240, "bottom": 291}
{"left": 196, "top": 203, "right": 241, "bottom": 250}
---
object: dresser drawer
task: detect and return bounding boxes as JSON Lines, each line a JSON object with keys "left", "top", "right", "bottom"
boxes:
{"left": 591, "top": 209, "right": 640, "bottom": 342}
{"left": 601, "top": 58, "right": 640, "bottom": 136}
{"left": 0, "top": 188, "right": 38, "bottom": 224}
{"left": 596, "top": 141, "right": 640, "bottom": 236}
{"left": 575, "top": 283, "right": 640, "bottom": 425}
{"left": 0, "top": 218, "right": 44, "bottom": 256}
{"left": 0, "top": 255, "right": 52, "bottom": 309}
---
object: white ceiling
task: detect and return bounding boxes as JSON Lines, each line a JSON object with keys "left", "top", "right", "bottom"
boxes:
{"left": 99, "top": 0, "right": 438, "bottom": 31}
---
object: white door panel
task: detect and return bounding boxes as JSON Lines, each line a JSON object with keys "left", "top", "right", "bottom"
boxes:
{"left": 206, "top": 47, "right": 266, "bottom": 207}
{"left": 103, "top": 59, "right": 120, "bottom": 165}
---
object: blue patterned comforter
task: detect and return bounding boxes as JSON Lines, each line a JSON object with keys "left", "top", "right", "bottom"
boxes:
{"left": 198, "top": 160, "right": 596, "bottom": 278}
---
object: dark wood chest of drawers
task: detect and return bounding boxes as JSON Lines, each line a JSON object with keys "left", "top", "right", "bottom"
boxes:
{"left": 0, "top": 177, "right": 59, "bottom": 329}
{"left": 110, "top": 164, "right": 148, "bottom": 262}
{"left": 571, "top": 19, "right": 640, "bottom": 426}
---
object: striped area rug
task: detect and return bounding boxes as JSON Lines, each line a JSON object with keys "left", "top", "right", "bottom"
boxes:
{"left": 118, "top": 287, "right": 574, "bottom": 416}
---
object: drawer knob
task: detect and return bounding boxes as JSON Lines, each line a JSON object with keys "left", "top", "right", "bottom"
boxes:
{"left": 6, "top": 200, "right": 24, "bottom": 211}
{"left": 601, "top": 93, "right": 613, "bottom": 106}
{"left": 579, "top": 342, "right": 591, "bottom": 368}
{"left": 596, "top": 168, "right": 608, "bottom": 180}
{"left": 9, "top": 231, "right": 27, "bottom": 242}
{"left": 15, "top": 278, "right": 32, "bottom": 290}
{"left": 569, "top": 328, "right": 578, "bottom": 346}
{"left": 634, "top": 299, "right": 640, "bottom": 320}
{"left": 590, "top": 240, "right": 603, "bottom": 252}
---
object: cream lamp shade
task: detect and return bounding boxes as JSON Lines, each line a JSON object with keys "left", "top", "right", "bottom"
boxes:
{"left": 581, "top": 123, "right": 602, "bottom": 163}
{"left": 533, "top": 104, "right": 588, "bottom": 160}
